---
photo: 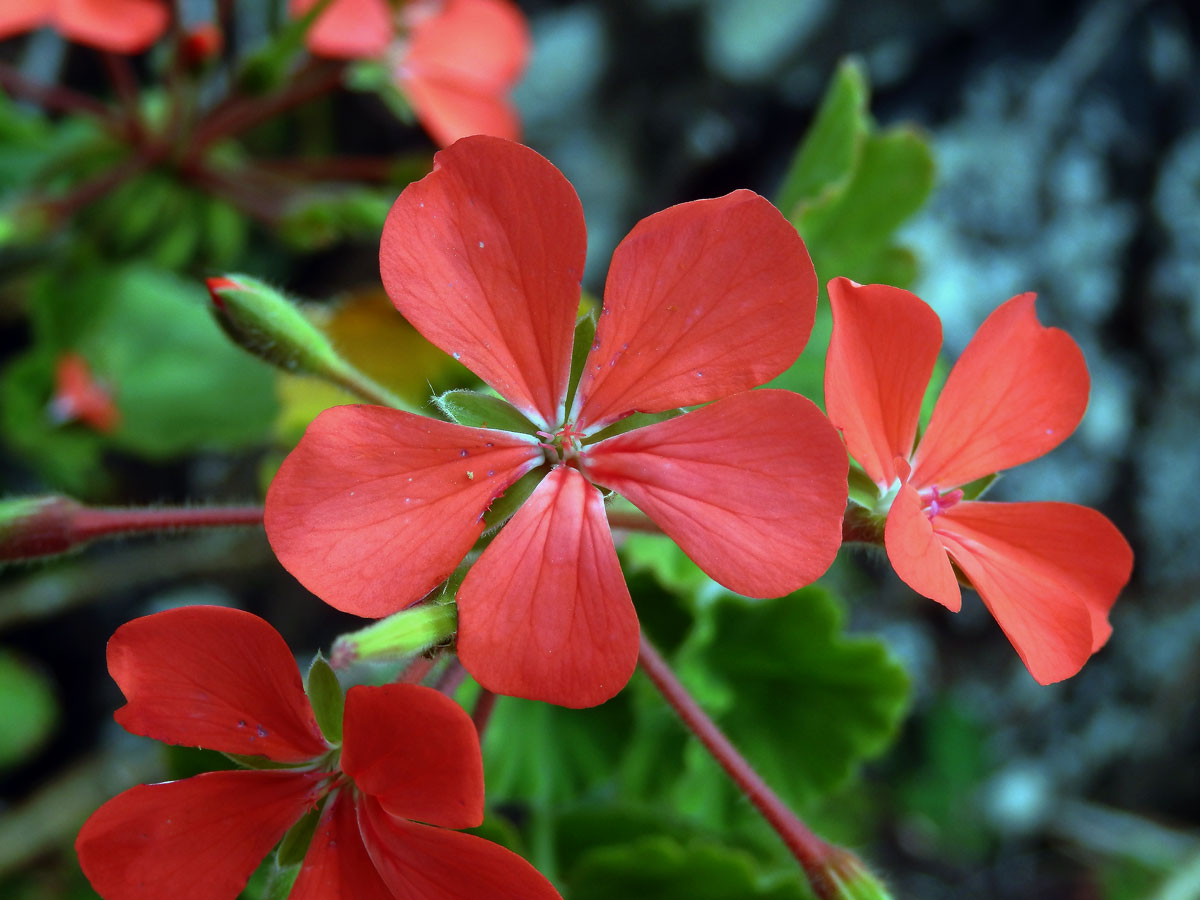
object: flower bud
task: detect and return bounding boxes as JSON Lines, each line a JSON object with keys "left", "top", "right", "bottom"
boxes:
{"left": 179, "top": 23, "right": 224, "bottom": 67}
{"left": 206, "top": 275, "right": 348, "bottom": 378}
{"left": 0, "top": 496, "right": 86, "bottom": 563}
{"left": 810, "top": 848, "right": 895, "bottom": 900}
{"left": 330, "top": 602, "right": 458, "bottom": 669}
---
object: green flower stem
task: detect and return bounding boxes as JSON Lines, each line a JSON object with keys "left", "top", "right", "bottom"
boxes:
{"left": 322, "top": 361, "right": 418, "bottom": 412}
{"left": 638, "top": 633, "right": 891, "bottom": 900}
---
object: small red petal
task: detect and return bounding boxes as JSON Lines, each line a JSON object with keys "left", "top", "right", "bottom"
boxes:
{"left": 109, "top": 606, "right": 328, "bottom": 762}
{"left": 292, "top": 0, "right": 393, "bottom": 58}
{"left": 357, "top": 795, "right": 563, "bottom": 900}
{"left": 76, "top": 769, "right": 323, "bottom": 900}
{"left": 574, "top": 191, "right": 817, "bottom": 432}
{"left": 910, "top": 294, "right": 1090, "bottom": 490}
{"left": 0, "top": 1, "right": 50, "bottom": 40}
{"left": 399, "top": 0, "right": 530, "bottom": 146}
{"left": 51, "top": 353, "right": 120, "bottom": 433}
{"left": 341, "top": 684, "right": 483, "bottom": 829}
{"left": 456, "top": 466, "right": 639, "bottom": 708}
{"left": 56, "top": 0, "right": 168, "bottom": 53}
{"left": 581, "top": 390, "right": 848, "bottom": 597}
{"left": 290, "top": 792, "right": 394, "bottom": 900}
{"left": 825, "top": 279, "right": 942, "bottom": 487}
{"left": 380, "top": 136, "right": 584, "bottom": 429}
{"left": 936, "top": 500, "right": 1132, "bottom": 683}
{"left": 265, "top": 405, "right": 541, "bottom": 618}
{"left": 883, "top": 481, "right": 962, "bottom": 611}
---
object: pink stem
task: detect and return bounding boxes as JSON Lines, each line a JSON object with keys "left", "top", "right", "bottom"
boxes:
{"left": 69, "top": 505, "right": 264, "bottom": 542}
{"left": 638, "top": 633, "right": 846, "bottom": 897}
{"left": 0, "top": 62, "right": 112, "bottom": 119}
{"left": 472, "top": 689, "right": 497, "bottom": 737}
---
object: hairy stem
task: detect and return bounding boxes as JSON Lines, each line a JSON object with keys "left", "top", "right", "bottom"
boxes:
{"left": 638, "top": 633, "right": 869, "bottom": 898}
{"left": 69, "top": 505, "right": 264, "bottom": 542}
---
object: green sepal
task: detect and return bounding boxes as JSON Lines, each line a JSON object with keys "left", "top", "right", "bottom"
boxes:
{"left": 846, "top": 464, "right": 881, "bottom": 508}
{"left": 564, "top": 311, "right": 597, "bottom": 417}
{"left": 277, "top": 804, "right": 324, "bottom": 868}
{"left": 220, "top": 752, "right": 309, "bottom": 770}
{"left": 435, "top": 390, "right": 539, "bottom": 435}
{"left": 482, "top": 469, "right": 544, "bottom": 533}
{"left": 959, "top": 472, "right": 999, "bottom": 501}
{"left": 584, "top": 409, "right": 684, "bottom": 444}
{"left": 306, "top": 654, "right": 344, "bottom": 744}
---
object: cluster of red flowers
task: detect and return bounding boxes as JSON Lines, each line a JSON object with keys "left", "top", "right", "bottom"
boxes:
{"left": 32, "top": 3, "right": 1132, "bottom": 898}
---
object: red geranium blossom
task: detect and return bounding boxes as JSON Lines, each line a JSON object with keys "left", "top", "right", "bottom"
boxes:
{"left": 0, "top": 0, "right": 167, "bottom": 54}
{"left": 290, "top": 0, "right": 529, "bottom": 147}
{"left": 49, "top": 352, "right": 120, "bottom": 432}
{"left": 75, "top": 606, "right": 561, "bottom": 900}
{"left": 265, "top": 136, "right": 848, "bottom": 708}
{"left": 824, "top": 278, "right": 1133, "bottom": 683}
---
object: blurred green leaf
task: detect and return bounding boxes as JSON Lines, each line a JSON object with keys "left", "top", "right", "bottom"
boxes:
{"left": 566, "top": 836, "right": 814, "bottom": 900}
{"left": 306, "top": 655, "right": 344, "bottom": 744}
{"left": 0, "top": 650, "right": 57, "bottom": 770}
{"left": 676, "top": 589, "right": 910, "bottom": 811}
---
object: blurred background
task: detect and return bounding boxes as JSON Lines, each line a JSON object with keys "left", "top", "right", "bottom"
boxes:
{"left": 1, "top": 1, "right": 1198, "bottom": 898}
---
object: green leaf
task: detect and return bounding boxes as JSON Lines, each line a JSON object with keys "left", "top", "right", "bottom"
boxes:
{"left": 0, "top": 650, "right": 57, "bottom": 770}
{"left": 567, "top": 837, "right": 814, "bottom": 900}
{"left": 434, "top": 389, "right": 539, "bottom": 435}
{"left": 776, "top": 58, "right": 868, "bottom": 216}
{"left": 276, "top": 807, "right": 322, "bottom": 867}
{"left": 621, "top": 533, "right": 715, "bottom": 600}
{"left": 305, "top": 655, "right": 344, "bottom": 744}
{"left": 676, "top": 588, "right": 910, "bottom": 810}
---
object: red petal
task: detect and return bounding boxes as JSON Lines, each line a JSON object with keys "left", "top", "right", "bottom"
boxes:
{"left": 265, "top": 405, "right": 541, "bottom": 618}
{"left": 56, "top": 0, "right": 168, "bottom": 53}
{"left": 341, "top": 684, "right": 483, "bottom": 828}
{"left": 456, "top": 466, "right": 639, "bottom": 708}
{"left": 910, "top": 294, "right": 1090, "bottom": 490}
{"left": 581, "top": 390, "right": 847, "bottom": 596}
{"left": 51, "top": 353, "right": 120, "bottom": 432}
{"left": 0, "top": 2, "right": 50, "bottom": 40}
{"left": 379, "top": 136, "right": 584, "bottom": 429}
{"left": 292, "top": 0, "right": 393, "bottom": 59}
{"left": 357, "top": 795, "right": 563, "bottom": 900}
{"left": 936, "top": 500, "right": 1132, "bottom": 683}
{"left": 290, "top": 792, "right": 393, "bottom": 900}
{"left": 109, "top": 606, "right": 328, "bottom": 762}
{"left": 76, "top": 769, "right": 322, "bottom": 900}
{"left": 825, "top": 279, "right": 941, "bottom": 487}
{"left": 399, "top": 0, "right": 530, "bottom": 146}
{"left": 883, "top": 481, "right": 961, "bottom": 611}
{"left": 573, "top": 191, "right": 817, "bottom": 432}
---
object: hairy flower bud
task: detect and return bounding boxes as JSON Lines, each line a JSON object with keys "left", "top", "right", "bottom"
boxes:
{"left": 0, "top": 496, "right": 86, "bottom": 563}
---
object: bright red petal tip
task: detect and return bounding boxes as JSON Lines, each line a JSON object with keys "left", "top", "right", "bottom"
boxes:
{"left": 76, "top": 769, "right": 323, "bottom": 900}
{"left": 883, "top": 481, "right": 961, "bottom": 611}
{"left": 56, "top": 0, "right": 168, "bottom": 53}
{"left": 108, "top": 606, "right": 328, "bottom": 762}
{"left": 936, "top": 500, "right": 1132, "bottom": 683}
{"left": 399, "top": 0, "right": 530, "bottom": 146}
{"left": 581, "top": 390, "right": 848, "bottom": 597}
{"left": 380, "top": 136, "right": 584, "bottom": 429}
{"left": 357, "top": 795, "right": 564, "bottom": 900}
{"left": 265, "top": 404, "right": 541, "bottom": 618}
{"left": 290, "top": 793, "right": 394, "bottom": 900}
{"left": 574, "top": 191, "right": 817, "bottom": 433}
{"left": 456, "top": 466, "right": 639, "bottom": 708}
{"left": 0, "top": 1, "right": 50, "bottom": 40}
{"left": 292, "top": 0, "right": 393, "bottom": 58}
{"left": 825, "top": 278, "right": 942, "bottom": 488}
{"left": 341, "top": 684, "right": 484, "bottom": 829}
{"left": 910, "top": 293, "right": 1090, "bottom": 490}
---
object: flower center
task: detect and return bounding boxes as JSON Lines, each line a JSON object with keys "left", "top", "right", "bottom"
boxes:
{"left": 537, "top": 421, "right": 586, "bottom": 465}
{"left": 918, "top": 485, "right": 963, "bottom": 520}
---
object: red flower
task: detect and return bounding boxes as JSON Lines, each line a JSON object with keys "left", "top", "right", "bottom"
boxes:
{"left": 0, "top": 0, "right": 168, "bottom": 53}
{"left": 290, "top": 0, "right": 529, "bottom": 147}
{"left": 75, "top": 606, "right": 561, "bottom": 900}
{"left": 49, "top": 352, "right": 120, "bottom": 433}
{"left": 824, "top": 278, "right": 1133, "bottom": 683}
{"left": 265, "top": 136, "right": 848, "bottom": 708}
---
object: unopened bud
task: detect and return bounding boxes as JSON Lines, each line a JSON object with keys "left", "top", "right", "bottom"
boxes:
{"left": 811, "top": 848, "right": 894, "bottom": 900}
{"left": 1, "top": 496, "right": 86, "bottom": 563}
{"left": 330, "top": 602, "right": 458, "bottom": 669}
{"left": 180, "top": 23, "right": 224, "bottom": 67}
{"left": 49, "top": 353, "right": 120, "bottom": 433}
{"left": 206, "top": 275, "right": 347, "bottom": 378}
